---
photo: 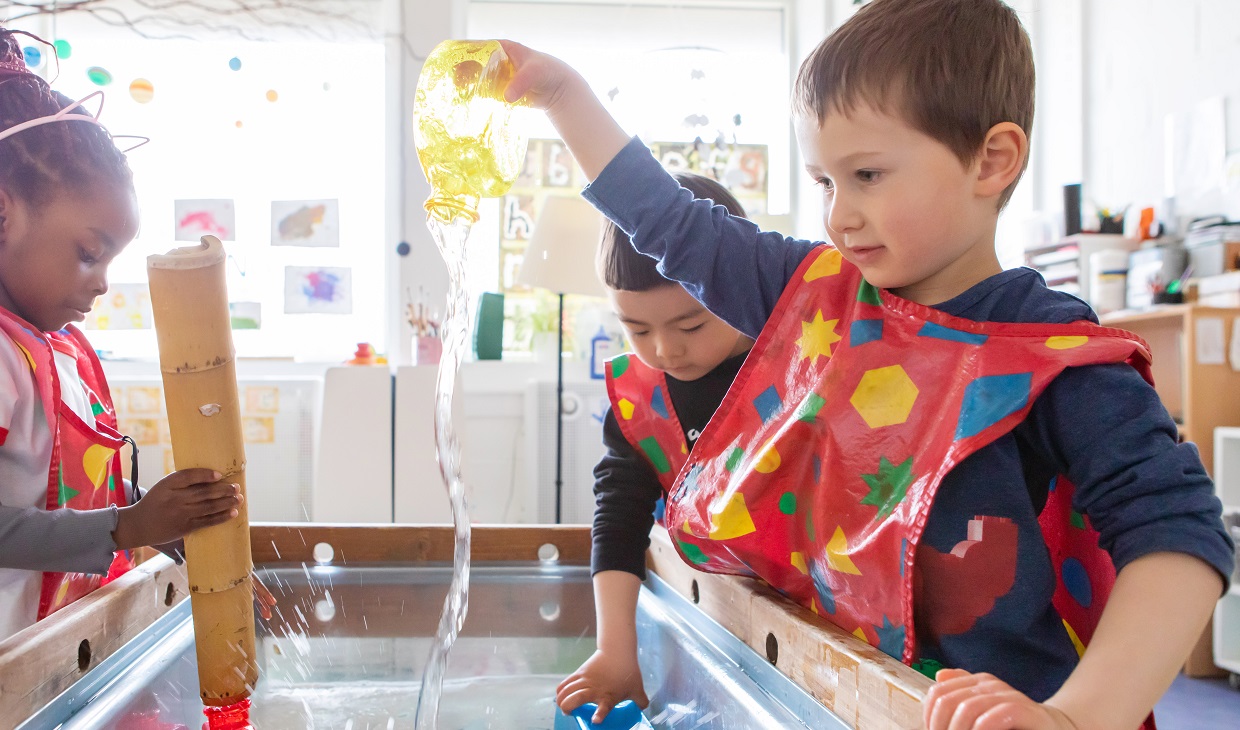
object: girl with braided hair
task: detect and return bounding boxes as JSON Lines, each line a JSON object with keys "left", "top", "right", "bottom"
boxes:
{"left": 0, "top": 28, "right": 243, "bottom": 641}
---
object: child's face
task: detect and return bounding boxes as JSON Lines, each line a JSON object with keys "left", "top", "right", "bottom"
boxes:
{"left": 0, "top": 183, "right": 139, "bottom": 331}
{"left": 610, "top": 284, "right": 751, "bottom": 382}
{"left": 794, "top": 103, "right": 1003, "bottom": 305}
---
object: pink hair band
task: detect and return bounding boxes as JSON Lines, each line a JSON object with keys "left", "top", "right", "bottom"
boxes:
{"left": 0, "top": 90, "right": 106, "bottom": 144}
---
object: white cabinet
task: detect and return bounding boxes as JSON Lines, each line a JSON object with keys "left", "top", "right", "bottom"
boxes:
{"left": 1213, "top": 427, "right": 1240, "bottom": 688}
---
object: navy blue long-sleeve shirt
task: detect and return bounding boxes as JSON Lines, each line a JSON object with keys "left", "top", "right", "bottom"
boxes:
{"left": 584, "top": 137, "right": 1234, "bottom": 701}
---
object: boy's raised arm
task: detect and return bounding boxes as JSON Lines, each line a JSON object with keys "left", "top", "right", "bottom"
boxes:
{"left": 501, "top": 40, "right": 630, "bottom": 182}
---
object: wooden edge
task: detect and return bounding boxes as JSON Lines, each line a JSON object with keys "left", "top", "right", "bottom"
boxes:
{"left": 249, "top": 523, "right": 592, "bottom": 565}
{"left": 0, "top": 555, "right": 189, "bottom": 728}
{"left": 647, "top": 529, "right": 931, "bottom": 730}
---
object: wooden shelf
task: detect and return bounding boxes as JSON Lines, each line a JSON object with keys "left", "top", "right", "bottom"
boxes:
{"left": 1101, "top": 305, "right": 1240, "bottom": 479}
{"left": 1110, "top": 306, "right": 1240, "bottom": 678}
{"left": 1100, "top": 303, "right": 1193, "bottom": 326}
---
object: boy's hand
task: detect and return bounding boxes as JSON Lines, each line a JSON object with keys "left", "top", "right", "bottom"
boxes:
{"left": 556, "top": 649, "right": 649, "bottom": 724}
{"left": 497, "top": 40, "right": 579, "bottom": 112}
{"left": 497, "top": 40, "right": 630, "bottom": 180}
{"left": 924, "top": 669, "right": 1079, "bottom": 730}
{"left": 112, "top": 469, "right": 241, "bottom": 550}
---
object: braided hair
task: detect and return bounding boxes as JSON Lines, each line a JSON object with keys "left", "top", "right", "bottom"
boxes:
{"left": 0, "top": 28, "right": 132, "bottom": 208}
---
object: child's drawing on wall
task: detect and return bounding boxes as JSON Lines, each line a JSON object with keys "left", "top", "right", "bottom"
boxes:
{"left": 284, "top": 266, "right": 352, "bottom": 314}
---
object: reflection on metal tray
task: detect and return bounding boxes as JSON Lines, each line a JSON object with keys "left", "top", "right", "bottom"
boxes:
{"left": 21, "top": 564, "right": 845, "bottom": 730}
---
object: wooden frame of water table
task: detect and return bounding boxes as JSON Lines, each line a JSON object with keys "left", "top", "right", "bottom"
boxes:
{"left": 0, "top": 524, "right": 930, "bottom": 730}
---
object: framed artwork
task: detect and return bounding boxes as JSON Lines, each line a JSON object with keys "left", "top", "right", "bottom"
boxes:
{"left": 83, "top": 283, "right": 152, "bottom": 330}
{"left": 271, "top": 199, "right": 341, "bottom": 247}
{"left": 284, "top": 266, "right": 352, "bottom": 314}
{"left": 174, "top": 199, "right": 235, "bottom": 241}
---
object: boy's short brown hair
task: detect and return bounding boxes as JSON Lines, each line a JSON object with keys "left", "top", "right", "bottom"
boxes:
{"left": 598, "top": 171, "right": 748, "bottom": 292}
{"left": 792, "top": 0, "right": 1034, "bottom": 208}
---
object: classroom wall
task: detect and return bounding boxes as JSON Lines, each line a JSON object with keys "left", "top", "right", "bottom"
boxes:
{"left": 1082, "top": 0, "right": 1240, "bottom": 224}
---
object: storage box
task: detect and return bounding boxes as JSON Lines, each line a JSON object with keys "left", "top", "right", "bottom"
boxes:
{"left": 1185, "top": 224, "right": 1240, "bottom": 278}
{"left": 1197, "top": 271, "right": 1240, "bottom": 307}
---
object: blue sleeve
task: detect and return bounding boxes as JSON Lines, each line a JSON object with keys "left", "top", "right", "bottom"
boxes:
{"left": 1025, "top": 363, "right": 1235, "bottom": 587}
{"left": 582, "top": 137, "right": 821, "bottom": 339}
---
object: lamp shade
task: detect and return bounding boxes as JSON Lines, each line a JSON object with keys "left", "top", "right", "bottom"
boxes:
{"left": 517, "top": 195, "right": 607, "bottom": 298}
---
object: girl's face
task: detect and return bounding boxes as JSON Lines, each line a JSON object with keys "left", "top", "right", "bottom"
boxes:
{"left": 0, "top": 181, "right": 139, "bottom": 332}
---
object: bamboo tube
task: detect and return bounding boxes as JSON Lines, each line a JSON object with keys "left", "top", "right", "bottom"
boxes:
{"left": 147, "top": 235, "right": 257, "bottom": 705}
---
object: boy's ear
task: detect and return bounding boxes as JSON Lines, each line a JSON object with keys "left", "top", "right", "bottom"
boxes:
{"left": 974, "top": 122, "right": 1028, "bottom": 199}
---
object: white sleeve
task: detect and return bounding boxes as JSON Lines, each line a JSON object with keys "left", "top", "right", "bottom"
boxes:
{"left": 0, "top": 337, "right": 21, "bottom": 446}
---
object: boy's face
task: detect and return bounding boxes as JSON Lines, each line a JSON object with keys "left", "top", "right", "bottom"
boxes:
{"left": 794, "top": 103, "right": 1002, "bottom": 305}
{"left": 610, "top": 284, "right": 751, "bottom": 382}
{"left": 0, "top": 183, "right": 139, "bottom": 331}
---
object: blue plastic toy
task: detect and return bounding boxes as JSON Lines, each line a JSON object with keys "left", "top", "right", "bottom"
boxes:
{"left": 553, "top": 700, "right": 654, "bottom": 730}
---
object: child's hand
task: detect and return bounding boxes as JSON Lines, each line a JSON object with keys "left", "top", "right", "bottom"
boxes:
{"left": 498, "top": 41, "right": 584, "bottom": 113}
{"left": 112, "top": 469, "right": 241, "bottom": 550}
{"left": 923, "top": 669, "right": 1079, "bottom": 730}
{"left": 252, "top": 572, "right": 277, "bottom": 620}
{"left": 497, "top": 40, "right": 630, "bottom": 180}
{"left": 556, "top": 649, "right": 649, "bottom": 724}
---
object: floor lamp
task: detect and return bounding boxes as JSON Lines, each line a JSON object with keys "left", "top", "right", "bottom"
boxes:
{"left": 516, "top": 195, "right": 606, "bottom": 523}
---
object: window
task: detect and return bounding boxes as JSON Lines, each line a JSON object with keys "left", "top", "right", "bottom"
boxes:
{"left": 9, "top": 8, "right": 387, "bottom": 361}
{"left": 465, "top": 1, "right": 792, "bottom": 354}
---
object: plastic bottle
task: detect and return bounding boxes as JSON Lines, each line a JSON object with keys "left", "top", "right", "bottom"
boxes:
{"left": 413, "top": 40, "right": 528, "bottom": 224}
{"left": 589, "top": 325, "right": 613, "bottom": 379}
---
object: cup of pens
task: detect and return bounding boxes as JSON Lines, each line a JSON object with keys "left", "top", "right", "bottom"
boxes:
{"left": 408, "top": 287, "right": 443, "bottom": 365}
{"left": 1150, "top": 266, "right": 1191, "bottom": 305}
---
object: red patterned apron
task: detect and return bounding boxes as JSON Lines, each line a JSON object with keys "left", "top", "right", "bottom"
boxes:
{"left": 0, "top": 310, "right": 132, "bottom": 619}
{"left": 605, "top": 355, "right": 689, "bottom": 496}
{"left": 608, "top": 247, "right": 1151, "bottom": 693}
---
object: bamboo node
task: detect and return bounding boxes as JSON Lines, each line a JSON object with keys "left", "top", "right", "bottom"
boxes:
{"left": 190, "top": 573, "right": 251, "bottom": 594}
{"left": 167, "top": 351, "right": 235, "bottom": 374}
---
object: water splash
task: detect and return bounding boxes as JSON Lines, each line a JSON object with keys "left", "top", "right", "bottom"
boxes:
{"left": 414, "top": 217, "right": 474, "bottom": 729}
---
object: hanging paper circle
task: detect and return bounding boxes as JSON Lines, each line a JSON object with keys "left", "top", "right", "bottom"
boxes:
{"left": 54, "top": 39, "right": 72, "bottom": 59}
{"left": 86, "top": 67, "right": 113, "bottom": 86}
{"left": 22, "top": 46, "right": 42, "bottom": 68}
{"left": 235, "top": 120, "right": 243, "bottom": 128}
{"left": 265, "top": 89, "right": 279, "bottom": 102}
{"left": 228, "top": 57, "right": 241, "bottom": 71}
{"left": 129, "top": 78, "right": 155, "bottom": 103}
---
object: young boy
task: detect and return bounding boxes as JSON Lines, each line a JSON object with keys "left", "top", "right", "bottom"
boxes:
{"left": 556, "top": 173, "right": 754, "bottom": 723}
{"left": 501, "top": 0, "right": 1234, "bottom": 728}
